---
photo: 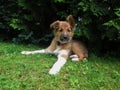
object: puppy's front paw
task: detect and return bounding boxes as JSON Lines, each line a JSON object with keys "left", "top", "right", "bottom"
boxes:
{"left": 49, "top": 69, "right": 58, "bottom": 75}
{"left": 21, "top": 51, "right": 32, "bottom": 55}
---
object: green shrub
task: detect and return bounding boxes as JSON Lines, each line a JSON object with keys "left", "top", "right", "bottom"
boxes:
{"left": 0, "top": 0, "right": 55, "bottom": 43}
{"left": 0, "top": 0, "right": 120, "bottom": 52}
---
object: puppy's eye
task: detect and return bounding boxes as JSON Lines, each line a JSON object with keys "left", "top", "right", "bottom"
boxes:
{"left": 68, "top": 29, "right": 71, "bottom": 32}
{"left": 59, "top": 29, "right": 63, "bottom": 32}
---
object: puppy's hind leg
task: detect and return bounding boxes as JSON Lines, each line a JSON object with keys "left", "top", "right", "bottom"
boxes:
{"left": 71, "top": 41, "right": 88, "bottom": 61}
{"left": 70, "top": 54, "right": 79, "bottom": 61}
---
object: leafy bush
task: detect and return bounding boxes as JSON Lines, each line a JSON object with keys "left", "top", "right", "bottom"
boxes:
{"left": 0, "top": 0, "right": 120, "bottom": 52}
{"left": 0, "top": 0, "right": 56, "bottom": 44}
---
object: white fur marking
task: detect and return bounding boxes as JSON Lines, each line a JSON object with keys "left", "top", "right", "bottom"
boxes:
{"left": 21, "top": 49, "right": 45, "bottom": 55}
{"left": 53, "top": 46, "right": 60, "bottom": 55}
{"left": 58, "top": 50, "right": 68, "bottom": 56}
{"left": 71, "top": 58, "right": 79, "bottom": 61}
{"left": 70, "top": 54, "right": 78, "bottom": 58}
{"left": 49, "top": 50, "right": 68, "bottom": 75}
{"left": 49, "top": 57, "right": 66, "bottom": 75}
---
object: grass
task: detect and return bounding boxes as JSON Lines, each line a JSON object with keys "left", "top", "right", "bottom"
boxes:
{"left": 0, "top": 42, "right": 120, "bottom": 90}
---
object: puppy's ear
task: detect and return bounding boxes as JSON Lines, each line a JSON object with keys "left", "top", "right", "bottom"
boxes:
{"left": 66, "top": 15, "right": 75, "bottom": 29}
{"left": 50, "top": 20, "right": 60, "bottom": 30}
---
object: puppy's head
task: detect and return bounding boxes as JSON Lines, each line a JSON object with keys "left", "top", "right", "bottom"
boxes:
{"left": 50, "top": 15, "right": 75, "bottom": 43}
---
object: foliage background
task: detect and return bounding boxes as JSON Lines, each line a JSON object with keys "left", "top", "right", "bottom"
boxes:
{"left": 0, "top": 0, "right": 120, "bottom": 54}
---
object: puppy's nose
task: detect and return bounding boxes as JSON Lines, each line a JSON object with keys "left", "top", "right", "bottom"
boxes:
{"left": 60, "top": 35, "right": 69, "bottom": 41}
{"left": 63, "top": 36, "right": 68, "bottom": 40}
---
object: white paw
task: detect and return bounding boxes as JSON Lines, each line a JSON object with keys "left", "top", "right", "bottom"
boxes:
{"left": 70, "top": 54, "right": 78, "bottom": 58}
{"left": 49, "top": 69, "right": 58, "bottom": 75}
{"left": 48, "top": 56, "right": 67, "bottom": 75}
{"left": 21, "top": 51, "right": 32, "bottom": 55}
{"left": 70, "top": 54, "right": 79, "bottom": 61}
{"left": 71, "top": 58, "right": 79, "bottom": 61}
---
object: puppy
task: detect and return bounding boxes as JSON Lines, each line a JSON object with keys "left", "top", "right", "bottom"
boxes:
{"left": 21, "top": 15, "right": 88, "bottom": 75}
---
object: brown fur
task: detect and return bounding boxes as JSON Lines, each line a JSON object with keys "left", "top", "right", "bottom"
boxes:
{"left": 46, "top": 15, "right": 88, "bottom": 61}
{"left": 71, "top": 41, "right": 88, "bottom": 60}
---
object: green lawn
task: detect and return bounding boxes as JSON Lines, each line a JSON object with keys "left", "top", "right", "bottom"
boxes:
{"left": 0, "top": 42, "right": 120, "bottom": 90}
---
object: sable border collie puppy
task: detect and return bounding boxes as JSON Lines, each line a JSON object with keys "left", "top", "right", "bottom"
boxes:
{"left": 21, "top": 15, "right": 88, "bottom": 75}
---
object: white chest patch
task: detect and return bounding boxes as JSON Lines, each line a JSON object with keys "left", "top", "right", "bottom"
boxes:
{"left": 53, "top": 46, "right": 61, "bottom": 55}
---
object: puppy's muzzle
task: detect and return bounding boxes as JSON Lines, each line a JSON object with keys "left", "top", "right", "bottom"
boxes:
{"left": 60, "top": 35, "right": 69, "bottom": 42}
